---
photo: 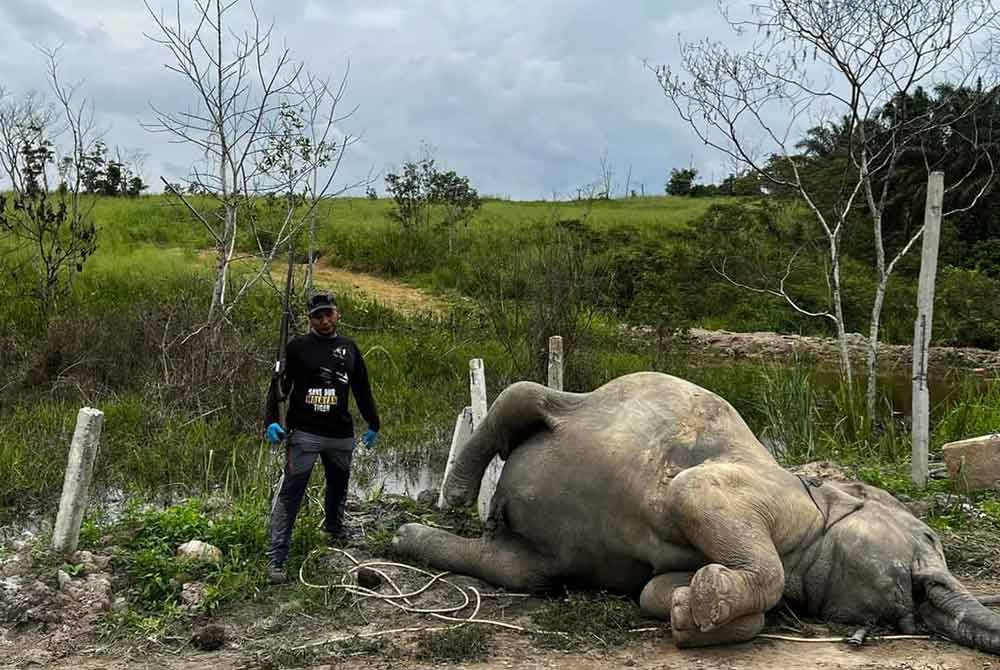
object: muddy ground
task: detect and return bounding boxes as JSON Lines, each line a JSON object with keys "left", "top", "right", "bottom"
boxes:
{"left": 6, "top": 553, "right": 999, "bottom": 670}
{"left": 4, "top": 485, "right": 1000, "bottom": 670}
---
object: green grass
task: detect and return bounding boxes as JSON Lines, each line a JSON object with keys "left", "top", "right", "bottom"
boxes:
{"left": 933, "top": 377, "right": 1000, "bottom": 450}
{"left": 530, "top": 591, "right": 645, "bottom": 650}
{"left": 86, "top": 493, "right": 344, "bottom": 634}
{"left": 91, "top": 195, "right": 215, "bottom": 249}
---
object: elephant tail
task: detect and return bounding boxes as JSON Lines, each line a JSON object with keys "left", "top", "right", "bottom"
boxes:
{"left": 439, "top": 380, "right": 584, "bottom": 508}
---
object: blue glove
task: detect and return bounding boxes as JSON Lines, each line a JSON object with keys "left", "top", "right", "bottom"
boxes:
{"left": 265, "top": 423, "right": 287, "bottom": 444}
{"left": 360, "top": 429, "right": 379, "bottom": 449}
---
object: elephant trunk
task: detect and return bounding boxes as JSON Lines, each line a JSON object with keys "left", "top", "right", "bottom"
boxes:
{"left": 918, "top": 570, "right": 1000, "bottom": 655}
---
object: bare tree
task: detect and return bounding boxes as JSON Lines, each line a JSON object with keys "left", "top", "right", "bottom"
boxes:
{"left": 656, "top": 0, "right": 999, "bottom": 417}
{"left": 0, "top": 50, "right": 100, "bottom": 318}
{"left": 144, "top": 0, "right": 336, "bottom": 335}
{"left": 0, "top": 90, "right": 54, "bottom": 193}
{"left": 598, "top": 149, "right": 615, "bottom": 199}
{"left": 113, "top": 145, "right": 150, "bottom": 196}
{"left": 283, "top": 68, "right": 368, "bottom": 290}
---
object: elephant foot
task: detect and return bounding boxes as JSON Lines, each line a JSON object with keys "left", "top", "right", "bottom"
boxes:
{"left": 689, "top": 563, "right": 746, "bottom": 631}
{"left": 392, "top": 522, "right": 432, "bottom": 555}
{"left": 639, "top": 572, "right": 694, "bottom": 621}
{"left": 671, "top": 585, "right": 764, "bottom": 648}
{"left": 440, "top": 480, "right": 475, "bottom": 509}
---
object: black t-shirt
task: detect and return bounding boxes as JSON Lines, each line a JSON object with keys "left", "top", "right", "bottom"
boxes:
{"left": 281, "top": 332, "right": 380, "bottom": 438}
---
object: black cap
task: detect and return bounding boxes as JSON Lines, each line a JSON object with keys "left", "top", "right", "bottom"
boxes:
{"left": 307, "top": 292, "right": 336, "bottom": 315}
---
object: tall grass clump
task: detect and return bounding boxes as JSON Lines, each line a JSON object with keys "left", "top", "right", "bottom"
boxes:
{"left": 933, "top": 375, "right": 1000, "bottom": 449}
{"left": 756, "top": 363, "right": 818, "bottom": 463}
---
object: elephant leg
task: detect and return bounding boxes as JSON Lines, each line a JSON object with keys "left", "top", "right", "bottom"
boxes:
{"left": 393, "top": 523, "right": 555, "bottom": 591}
{"left": 440, "top": 381, "right": 583, "bottom": 509}
{"left": 639, "top": 572, "right": 694, "bottom": 620}
{"left": 671, "top": 586, "right": 764, "bottom": 648}
{"left": 667, "top": 465, "right": 785, "bottom": 633}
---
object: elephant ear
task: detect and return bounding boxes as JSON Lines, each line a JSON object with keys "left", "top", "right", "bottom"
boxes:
{"left": 799, "top": 476, "right": 864, "bottom": 531}
{"left": 829, "top": 480, "right": 914, "bottom": 516}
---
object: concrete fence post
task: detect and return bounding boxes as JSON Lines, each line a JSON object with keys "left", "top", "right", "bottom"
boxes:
{"left": 52, "top": 407, "right": 104, "bottom": 554}
{"left": 911, "top": 171, "right": 944, "bottom": 488}
{"left": 437, "top": 406, "right": 473, "bottom": 509}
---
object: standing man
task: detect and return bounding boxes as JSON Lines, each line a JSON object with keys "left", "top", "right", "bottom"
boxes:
{"left": 264, "top": 291, "right": 380, "bottom": 584}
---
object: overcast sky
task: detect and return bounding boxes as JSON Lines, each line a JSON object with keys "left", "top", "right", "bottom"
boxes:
{"left": 0, "top": 0, "right": 741, "bottom": 200}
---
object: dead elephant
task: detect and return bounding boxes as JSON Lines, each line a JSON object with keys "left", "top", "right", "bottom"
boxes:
{"left": 394, "top": 372, "right": 1000, "bottom": 653}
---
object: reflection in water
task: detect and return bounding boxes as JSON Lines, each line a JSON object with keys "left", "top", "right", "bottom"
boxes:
{"left": 809, "top": 366, "right": 996, "bottom": 420}
{"left": 350, "top": 436, "right": 449, "bottom": 499}
{"left": 351, "top": 460, "right": 443, "bottom": 499}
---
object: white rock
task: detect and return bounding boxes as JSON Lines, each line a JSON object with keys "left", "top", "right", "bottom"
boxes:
{"left": 176, "top": 540, "right": 222, "bottom": 564}
{"left": 943, "top": 434, "right": 1000, "bottom": 491}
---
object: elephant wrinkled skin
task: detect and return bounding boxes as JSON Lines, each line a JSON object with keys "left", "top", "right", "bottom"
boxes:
{"left": 393, "top": 372, "right": 1000, "bottom": 653}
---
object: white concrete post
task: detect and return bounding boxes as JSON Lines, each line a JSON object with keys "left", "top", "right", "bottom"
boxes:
{"left": 437, "top": 406, "right": 473, "bottom": 509}
{"left": 52, "top": 407, "right": 104, "bottom": 553}
{"left": 547, "top": 336, "right": 564, "bottom": 391}
{"left": 911, "top": 171, "right": 944, "bottom": 488}
{"left": 469, "top": 358, "right": 489, "bottom": 428}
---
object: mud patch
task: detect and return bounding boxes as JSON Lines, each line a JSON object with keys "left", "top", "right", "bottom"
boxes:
{"left": 5, "top": 525, "right": 999, "bottom": 670}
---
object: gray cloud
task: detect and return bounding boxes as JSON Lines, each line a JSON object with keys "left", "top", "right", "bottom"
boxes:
{"left": 1, "top": 0, "right": 741, "bottom": 199}
{"left": 0, "top": 0, "right": 78, "bottom": 44}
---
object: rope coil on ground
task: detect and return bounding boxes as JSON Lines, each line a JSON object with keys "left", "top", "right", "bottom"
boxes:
{"left": 292, "top": 548, "right": 939, "bottom": 652}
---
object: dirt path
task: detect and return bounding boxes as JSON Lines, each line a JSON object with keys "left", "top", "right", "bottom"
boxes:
{"left": 22, "top": 621, "right": 999, "bottom": 670}
{"left": 305, "top": 260, "right": 1000, "bottom": 371}
{"left": 201, "top": 249, "right": 999, "bottom": 370}
{"left": 193, "top": 250, "right": 457, "bottom": 319}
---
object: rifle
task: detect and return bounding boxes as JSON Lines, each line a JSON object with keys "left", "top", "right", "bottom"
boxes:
{"left": 263, "top": 249, "right": 295, "bottom": 432}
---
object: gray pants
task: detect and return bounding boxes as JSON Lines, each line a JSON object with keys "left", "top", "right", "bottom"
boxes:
{"left": 268, "top": 431, "right": 354, "bottom": 566}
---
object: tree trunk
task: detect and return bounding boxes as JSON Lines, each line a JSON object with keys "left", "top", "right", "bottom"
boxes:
{"left": 208, "top": 201, "right": 236, "bottom": 337}
{"left": 829, "top": 238, "right": 854, "bottom": 395}
{"left": 307, "top": 208, "right": 316, "bottom": 291}
{"left": 208, "top": 241, "right": 227, "bottom": 328}
{"left": 865, "top": 278, "right": 889, "bottom": 422}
